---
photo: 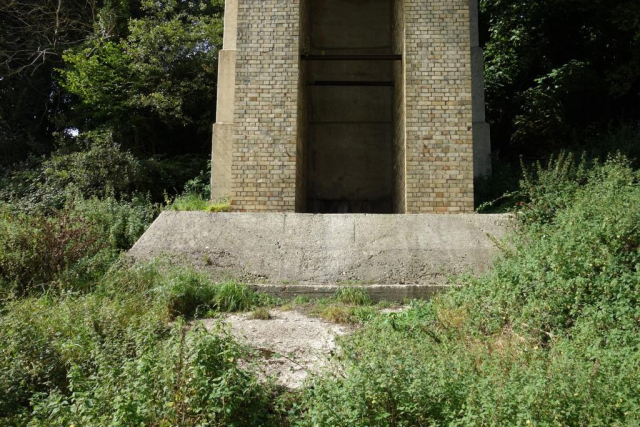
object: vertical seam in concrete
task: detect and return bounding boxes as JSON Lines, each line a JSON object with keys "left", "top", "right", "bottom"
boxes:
{"left": 353, "top": 217, "right": 356, "bottom": 245}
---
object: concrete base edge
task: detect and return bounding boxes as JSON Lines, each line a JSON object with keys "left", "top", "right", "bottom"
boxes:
{"left": 129, "top": 212, "right": 511, "bottom": 298}
{"left": 248, "top": 283, "right": 451, "bottom": 302}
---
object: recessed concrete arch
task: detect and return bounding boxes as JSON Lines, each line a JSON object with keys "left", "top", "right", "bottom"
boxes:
{"left": 300, "top": 0, "right": 399, "bottom": 213}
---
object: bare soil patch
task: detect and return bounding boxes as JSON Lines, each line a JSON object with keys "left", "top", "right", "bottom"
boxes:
{"left": 201, "top": 309, "right": 352, "bottom": 389}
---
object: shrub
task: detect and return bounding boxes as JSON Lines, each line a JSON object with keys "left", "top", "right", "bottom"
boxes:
{"left": 0, "top": 204, "right": 110, "bottom": 296}
{"left": 0, "top": 135, "right": 209, "bottom": 211}
{"left": 0, "top": 196, "right": 158, "bottom": 297}
{"left": 182, "top": 161, "right": 212, "bottom": 200}
{"left": 475, "top": 126, "right": 640, "bottom": 214}
{"left": 29, "top": 322, "right": 268, "bottom": 427}
{"left": 5, "top": 131, "right": 142, "bottom": 211}
{"left": 0, "top": 294, "right": 271, "bottom": 426}
{"left": 72, "top": 195, "right": 159, "bottom": 251}
{"left": 517, "top": 151, "right": 590, "bottom": 225}
{"left": 0, "top": 260, "right": 283, "bottom": 426}
{"left": 44, "top": 132, "right": 139, "bottom": 195}
{"left": 0, "top": 291, "right": 166, "bottom": 423}
{"left": 295, "top": 154, "right": 640, "bottom": 426}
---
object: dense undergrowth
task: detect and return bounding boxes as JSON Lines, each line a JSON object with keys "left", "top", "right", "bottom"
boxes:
{"left": 0, "top": 260, "right": 278, "bottom": 426}
{"left": 1, "top": 152, "right": 639, "bottom": 425}
{"left": 0, "top": 154, "right": 276, "bottom": 424}
{"left": 295, "top": 154, "right": 640, "bottom": 426}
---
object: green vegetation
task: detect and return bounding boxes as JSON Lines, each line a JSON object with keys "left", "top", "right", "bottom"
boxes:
{"left": 164, "top": 274, "right": 275, "bottom": 318}
{"left": 294, "top": 155, "right": 640, "bottom": 425}
{"left": 0, "top": 196, "right": 158, "bottom": 298}
{"left": 280, "top": 287, "right": 388, "bottom": 325}
{"left": 1, "top": 151, "right": 640, "bottom": 424}
{"left": 168, "top": 194, "right": 231, "bottom": 213}
{"left": 1, "top": 0, "right": 640, "bottom": 424}
{"left": 482, "top": 0, "right": 640, "bottom": 157}
{"left": 1, "top": 0, "right": 224, "bottom": 166}
{"left": 251, "top": 307, "right": 273, "bottom": 320}
{"left": 332, "top": 286, "right": 372, "bottom": 306}
{"left": 0, "top": 185, "right": 274, "bottom": 425}
{"left": 0, "top": 263, "right": 273, "bottom": 426}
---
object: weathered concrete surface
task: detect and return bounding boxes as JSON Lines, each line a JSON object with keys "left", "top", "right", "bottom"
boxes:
{"left": 211, "top": 123, "right": 233, "bottom": 200}
{"left": 221, "top": 0, "right": 237, "bottom": 51}
{"left": 129, "top": 212, "right": 511, "bottom": 296}
{"left": 214, "top": 49, "right": 237, "bottom": 125}
{"left": 205, "top": 310, "right": 349, "bottom": 389}
{"left": 473, "top": 122, "right": 492, "bottom": 179}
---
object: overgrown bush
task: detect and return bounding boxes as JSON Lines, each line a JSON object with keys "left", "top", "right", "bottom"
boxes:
{"left": 40, "top": 132, "right": 140, "bottom": 200}
{"left": 0, "top": 262, "right": 275, "bottom": 426}
{"left": 295, "top": 154, "right": 640, "bottom": 426}
{"left": 72, "top": 195, "right": 159, "bottom": 251}
{"left": 0, "top": 296, "right": 269, "bottom": 426}
{"left": 0, "top": 196, "right": 158, "bottom": 297}
{"left": 475, "top": 126, "right": 640, "bottom": 213}
{"left": 0, "top": 204, "right": 109, "bottom": 296}
{"left": 183, "top": 161, "right": 212, "bottom": 199}
{"left": 0, "top": 132, "right": 141, "bottom": 211}
{"left": 0, "top": 135, "right": 209, "bottom": 211}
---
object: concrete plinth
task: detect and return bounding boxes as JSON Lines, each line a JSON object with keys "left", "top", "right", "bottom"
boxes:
{"left": 473, "top": 122, "right": 492, "bottom": 178}
{"left": 469, "top": 0, "right": 492, "bottom": 179}
{"left": 211, "top": 123, "right": 233, "bottom": 200}
{"left": 129, "top": 212, "right": 511, "bottom": 299}
{"left": 210, "top": 0, "right": 237, "bottom": 201}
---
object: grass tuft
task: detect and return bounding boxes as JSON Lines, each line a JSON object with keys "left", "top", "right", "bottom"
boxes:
{"left": 332, "top": 287, "right": 372, "bottom": 306}
{"left": 161, "top": 270, "right": 275, "bottom": 318}
{"left": 250, "top": 307, "right": 272, "bottom": 320}
{"left": 167, "top": 193, "right": 231, "bottom": 213}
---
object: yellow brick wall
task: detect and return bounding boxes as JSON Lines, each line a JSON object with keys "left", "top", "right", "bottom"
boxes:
{"left": 231, "top": 0, "right": 301, "bottom": 212}
{"left": 230, "top": 0, "right": 475, "bottom": 213}
{"left": 404, "top": 0, "right": 475, "bottom": 213}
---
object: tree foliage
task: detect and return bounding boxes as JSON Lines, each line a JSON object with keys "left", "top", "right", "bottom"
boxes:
{"left": 0, "top": 0, "right": 223, "bottom": 168}
{"left": 59, "top": 0, "right": 223, "bottom": 154}
{"left": 482, "top": 0, "right": 640, "bottom": 156}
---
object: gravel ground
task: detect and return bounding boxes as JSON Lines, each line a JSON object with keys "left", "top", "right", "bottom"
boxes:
{"left": 201, "top": 309, "right": 352, "bottom": 389}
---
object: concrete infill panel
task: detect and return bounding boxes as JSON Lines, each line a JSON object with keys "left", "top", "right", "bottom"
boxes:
{"left": 129, "top": 213, "right": 512, "bottom": 298}
{"left": 211, "top": 123, "right": 233, "bottom": 200}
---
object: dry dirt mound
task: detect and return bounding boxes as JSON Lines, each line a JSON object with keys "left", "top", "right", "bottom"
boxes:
{"left": 201, "top": 310, "right": 351, "bottom": 389}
